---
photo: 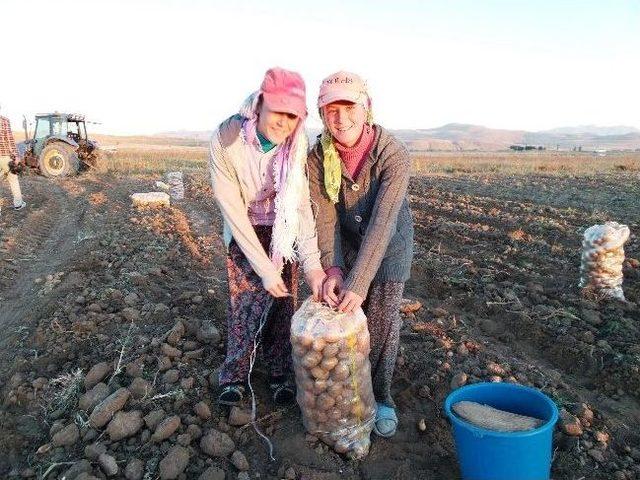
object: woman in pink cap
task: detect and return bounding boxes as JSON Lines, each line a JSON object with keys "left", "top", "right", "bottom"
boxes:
{"left": 308, "top": 71, "right": 414, "bottom": 437}
{"left": 209, "top": 67, "right": 326, "bottom": 406}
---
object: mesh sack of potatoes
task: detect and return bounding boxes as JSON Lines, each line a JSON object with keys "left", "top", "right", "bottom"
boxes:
{"left": 579, "top": 222, "right": 630, "bottom": 300}
{"left": 290, "top": 297, "right": 376, "bottom": 459}
{"left": 167, "top": 171, "right": 185, "bottom": 200}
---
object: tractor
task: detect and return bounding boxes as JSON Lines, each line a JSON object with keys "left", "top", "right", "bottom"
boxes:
{"left": 19, "top": 112, "right": 99, "bottom": 177}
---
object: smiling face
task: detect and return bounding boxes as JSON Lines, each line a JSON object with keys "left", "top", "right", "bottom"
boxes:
{"left": 322, "top": 100, "right": 367, "bottom": 148}
{"left": 256, "top": 101, "right": 300, "bottom": 145}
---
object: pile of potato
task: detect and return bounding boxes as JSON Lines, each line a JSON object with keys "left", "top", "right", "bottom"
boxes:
{"left": 579, "top": 222, "right": 630, "bottom": 300}
{"left": 290, "top": 298, "right": 376, "bottom": 459}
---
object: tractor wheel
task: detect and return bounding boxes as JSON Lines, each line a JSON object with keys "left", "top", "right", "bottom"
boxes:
{"left": 38, "top": 143, "right": 80, "bottom": 177}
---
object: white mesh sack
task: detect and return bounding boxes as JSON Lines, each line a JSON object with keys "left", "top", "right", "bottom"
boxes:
{"left": 290, "top": 298, "right": 376, "bottom": 460}
{"left": 167, "top": 171, "right": 185, "bottom": 200}
{"left": 579, "top": 221, "right": 630, "bottom": 300}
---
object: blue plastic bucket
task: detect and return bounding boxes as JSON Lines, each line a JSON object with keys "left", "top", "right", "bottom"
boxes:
{"left": 444, "top": 382, "right": 559, "bottom": 480}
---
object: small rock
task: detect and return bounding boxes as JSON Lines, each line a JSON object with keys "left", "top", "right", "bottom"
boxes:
{"left": 75, "top": 474, "right": 101, "bottom": 480}
{"left": 399, "top": 298, "right": 422, "bottom": 314}
{"left": 177, "top": 433, "right": 192, "bottom": 446}
{"left": 60, "top": 460, "right": 92, "bottom": 479}
{"left": 51, "top": 424, "right": 79, "bottom": 447}
{"left": 80, "top": 382, "right": 111, "bottom": 412}
{"left": 84, "top": 442, "right": 107, "bottom": 461}
{"left": 200, "top": 429, "right": 236, "bottom": 457}
{"left": 89, "top": 388, "right": 131, "bottom": 428}
{"left": 198, "top": 466, "right": 226, "bottom": 480}
{"left": 162, "top": 369, "right": 180, "bottom": 384}
{"left": 98, "top": 453, "right": 119, "bottom": 476}
{"left": 129, "top": 377, "right": 153, "bottom": 399}
{"left": 581, "top": 309, "right": 602, "bottom": 326}
{"left": 194, "top": 401, "right": 212, "bottom": 420}
{"left": 157, "top": 356, "right": 172, "bottom": 371}
{"left": 588, "top": 448, "right": 605, "bottom": 463}
{"left": 417, "top": 418, "right": 427, "bottom": 431}
{"left": 231, "top": 450, "right": 249, "bottom": 471}
{"left": 560, "top": 409, "right": 583, "bottom": 437}
{"left": 124, "top": 293, "right": 139, "bottom": 306}
{"left": 161, "top": 344, "right": 182, "bottom": 359}
{"left": 85, "top": 362, "right": 112, "bottom": 390}
{"left": 88, "top": 303, "right": 102, "bottom": 313}
{"left": 594, "top": 431, "right": 610, "bottom": 444}
{"left": 456, "top": 344, "right": 469, "bottom": 356}
{"left": 197, "top": 321, "right": 221, "bottom": 345}
{"left": 184, "top": 349, "right": 204, "bottom": 361}
{"left": 144, "top": 409, "right": 166, "bottom": 430}
{"left": 192, "top": 295, "right": 203, "bottom": 304}
{"left": 284, "top": 467, "right": 297, "bottom": 480}
{"left": 186, "top": 424, "right": 203, "bottom": 439}
{"left": 124, "top": 458, "right": 144, "bottom": 480}
{"left": 450, "top": 372, "right": 468, "bottom": 390}
{"left": 106, "top": 410, "right": 144, "bottom": 441}
{"left": 228, "top": 406, "right": 252, "bottom": 426}
{"left": 433, "top": 307, "right": 448, "bottom": 318}
{"left": 237, "top": 473, "right": 250, "bottom": 480}
{"left": 180, "top": 377, "right": 195, "bottom": 390}
{"left": 121, "top": 307, "right": 141, "bottom": 322}
{"left": 152, "top": 415, "right": 182, "bottom": 442}
{"left": 166, "top": 321, "right": 185, "bottom": 346}
{"left": 159, "top": 445, "right": 190, "bottom": 479}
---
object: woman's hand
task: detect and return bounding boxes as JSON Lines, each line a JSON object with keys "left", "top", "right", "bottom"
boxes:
{"left": 322, "top": 273, "right": 344, "bottom": 307}
{"left": 263, "top": 275, "right": 289, "bottom": 298}
{"left": 304, "top": 269, "right": 327, "bottom": 302}
{"left": 338, "top": 290, "right": 364, "bottom": 314}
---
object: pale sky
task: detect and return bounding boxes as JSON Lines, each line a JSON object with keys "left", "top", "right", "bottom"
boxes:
{"left": 2, "top": 0, "right": 639, "bottom": 135}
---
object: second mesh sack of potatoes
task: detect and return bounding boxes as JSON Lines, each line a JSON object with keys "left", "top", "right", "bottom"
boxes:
{"left": 290, "top": 297, "right": 376, "bottom": 460}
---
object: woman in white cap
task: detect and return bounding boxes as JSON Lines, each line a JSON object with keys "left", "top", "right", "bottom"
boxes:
{"left": 209, "top": 67, "right": 325, "bottom": 406}
{"left": 307, "top": 71, "right": 414, "bottom": 437}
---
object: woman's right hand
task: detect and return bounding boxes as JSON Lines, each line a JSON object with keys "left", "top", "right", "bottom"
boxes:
{"left": 263, "top": 275, "right": 289, "bottom": 298}
{"left": 322, "top": 273, "right": 344, "bottom": 307}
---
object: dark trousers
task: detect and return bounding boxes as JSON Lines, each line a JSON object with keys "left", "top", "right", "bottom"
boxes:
{"left": 218, "top": 225, "right": 298, "bottom": 386}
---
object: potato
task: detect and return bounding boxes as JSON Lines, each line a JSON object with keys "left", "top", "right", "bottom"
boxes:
{"left": 312, "top": 338, "right": 327, "bottom": 352}
{"left": 297, "top": 334, "right": 314, "bottom": 347}
{"left": 332, "top": 362, "right": 351, "bottom": 381}
{"left": 302, "top": 351, "right": 323, "bottom": 369}
{"left": 317, "top": 393, "right": 336, "bottom": 411}
{"left": 327, "top": 381, "right": 343, "bottom": 397}
{"left": 292, "top": 344, "right": 307, "bottom": 358}
{"left": 322, "top": 343, "right": 340, "bottom": 358}
{"left": 328, "top": 408, "right": 342, "bottom": 421}
{"left": 320, "top": 357, "right": 339, "bottom": 371}
{"left": 313, "top": 379, "right": 328, "bottom": 394}
{"left": 315, "top": 410, "right": 328, "bottom": 423}
{"left": 311, "top": 366, "right": 330, "bottom": 380}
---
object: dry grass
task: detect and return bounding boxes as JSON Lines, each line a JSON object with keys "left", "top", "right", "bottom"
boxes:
{"left": 97, "top": 146, "right": 208, "bottom": 174}
{"left": 91, "top": 141, "right": 640, "bottom": 176}
{"left": 411, "top": 151, "right": 640, "bottom": 175}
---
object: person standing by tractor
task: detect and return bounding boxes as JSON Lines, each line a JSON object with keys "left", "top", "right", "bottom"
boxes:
{"left": 0, "top": 108, "right": 27, "bottom": 214}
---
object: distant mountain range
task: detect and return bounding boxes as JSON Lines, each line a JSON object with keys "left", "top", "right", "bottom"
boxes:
{"left": 157, "top": 124, "right": 640, "bottom": 151}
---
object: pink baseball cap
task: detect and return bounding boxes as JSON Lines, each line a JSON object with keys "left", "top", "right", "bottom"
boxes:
{"left": 317, "top": 71, "right": 369, "bottom": 108}
{"left": 260, "top": 67, "right": 307, "bottom": 118}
